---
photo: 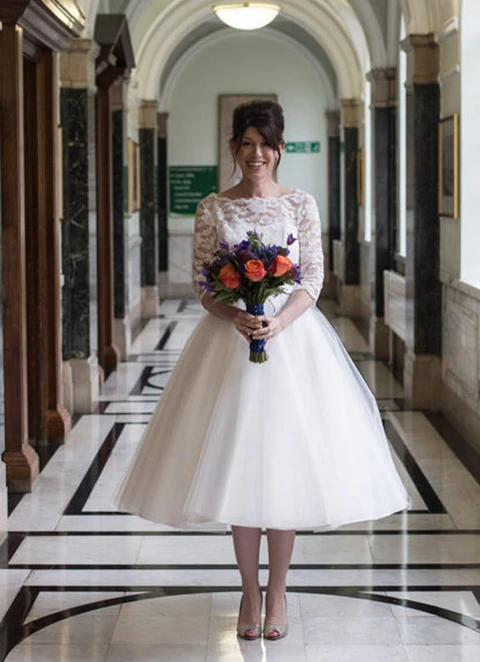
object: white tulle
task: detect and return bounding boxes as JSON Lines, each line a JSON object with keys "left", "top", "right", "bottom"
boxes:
{"left": 116, "top": 191, "right": 410, "bottom": 530}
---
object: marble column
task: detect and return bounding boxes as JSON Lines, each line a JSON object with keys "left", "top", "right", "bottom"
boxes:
{"left": 60, "top": 39, "right": 100, "bottom": 413}
{"left": 111, "top": 79, "right": 131, "bottom": 359}
{"left": 0, "top": 133, "right": 5, "bottom": 543}
{"left": 0, "top": 24, "right": 39, "bottom": 491}
{"left": 157, "top": 112, "right": 169, "bottom": 287}
{"left": 402, "top": 34, "right": 441, "bottom": 409}
{"left": 326, "top": 110, "right": 341, "bottom": 298}
{"left": 368, "top": 68, "right": 397, "bottom": 359}
{"left": 139, "top": 100, "right": 159, "bottom": 318}
{"left": 340, "top": 99, "right": 362, "bottom": 316}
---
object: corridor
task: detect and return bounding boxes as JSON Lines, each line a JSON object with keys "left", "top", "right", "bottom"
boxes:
{"left": 1, "top": 300, "right": 479, "bottom": 662}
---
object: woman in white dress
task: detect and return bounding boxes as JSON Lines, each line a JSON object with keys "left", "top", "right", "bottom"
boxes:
{"left": 116, "top": 100, "right": 409, "bottom": 641}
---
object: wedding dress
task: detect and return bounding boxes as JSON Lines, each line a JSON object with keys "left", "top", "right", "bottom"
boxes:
{"left": 116, "top": 190, "right": 409, "bottom": 530}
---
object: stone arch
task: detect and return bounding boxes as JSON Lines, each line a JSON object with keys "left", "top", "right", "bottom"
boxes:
{"left": 132, "top": 0, "right": 365, "bottom": 100}
{"left": 158, "top": 27, "right": 338, "bottom": 112}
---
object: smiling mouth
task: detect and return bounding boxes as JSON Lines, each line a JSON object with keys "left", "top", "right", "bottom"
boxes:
{"left": 247, "top": 161, "right": 266, "bottom": 167}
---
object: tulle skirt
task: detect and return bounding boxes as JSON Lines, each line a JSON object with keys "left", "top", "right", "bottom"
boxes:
{"left": 115, "top": 297, "right": 410, "bottom": 530}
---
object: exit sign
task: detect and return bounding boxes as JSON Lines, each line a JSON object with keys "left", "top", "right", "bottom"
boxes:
{"left": 286, "top": 141, "right": 320, "bottom": 154}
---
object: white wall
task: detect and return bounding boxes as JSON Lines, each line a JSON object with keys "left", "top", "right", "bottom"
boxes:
{"left": 167, "top": 31, "right": 330, "bottom": 221}
{"left": 460, "top": 0, "right": 480, "bottom": 285}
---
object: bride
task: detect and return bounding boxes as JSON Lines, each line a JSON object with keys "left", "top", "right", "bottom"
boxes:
{"left": 116, "top": 99, "right": 409, "bottom": 641}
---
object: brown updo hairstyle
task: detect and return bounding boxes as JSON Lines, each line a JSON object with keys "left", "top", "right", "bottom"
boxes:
{"left": 231, "top": 100, "right": 285, "bottom": 171}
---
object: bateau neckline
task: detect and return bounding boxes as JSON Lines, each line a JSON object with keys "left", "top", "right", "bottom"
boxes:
{"left": 213, "top": 189, "right": 301, "bottom": 202}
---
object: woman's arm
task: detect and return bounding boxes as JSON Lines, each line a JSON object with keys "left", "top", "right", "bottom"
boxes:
{"left": 202, "top": 294, "right": 262, "bottom": 343}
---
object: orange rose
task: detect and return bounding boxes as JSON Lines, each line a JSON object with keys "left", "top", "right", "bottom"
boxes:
{"left": 218, "top": 264, "right": 241, "bottom": 289}
{"left": 270, "top": 255, "right": 293, "bottom": 277}
{"left": 244, "top": 259, "right": 267, "bottom": 282}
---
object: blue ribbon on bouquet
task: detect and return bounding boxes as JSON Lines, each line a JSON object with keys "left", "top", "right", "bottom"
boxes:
{"left": 246, "top": 303, "right": 268, "bottom": 363}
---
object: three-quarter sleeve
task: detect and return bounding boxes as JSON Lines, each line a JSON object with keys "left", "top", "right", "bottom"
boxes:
{"left": 192, "top": 196, "right": 217, "bottom": 298}
{"left": 295, "top": 193, "right": 324, "bottom": 302}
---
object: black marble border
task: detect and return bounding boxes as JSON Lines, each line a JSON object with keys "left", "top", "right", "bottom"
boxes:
{"left": 1, "top": 584, "right": 479, "bottom": 660}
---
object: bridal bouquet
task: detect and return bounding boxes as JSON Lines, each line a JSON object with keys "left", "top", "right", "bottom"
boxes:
{"left": 199, "top": 231, "right": 301, "bottom": 363}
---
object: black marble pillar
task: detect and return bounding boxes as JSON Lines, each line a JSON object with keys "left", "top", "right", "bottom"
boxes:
{"left": 328, "top": 136, "right": 341, "bottom": 264}
{"left": 157, "top": 112, "right": 169, "bottom": 274}
{"left": 406, "top": 82, "right": 441, "bottom": 355}
{"left": 326, "top": 110, "right": 341, "bottom": 272}
{"left": 157, "top": 135, "right": 168, "bottom": 272}
{"left": 343, "top": 126, "right": 359, "bottom": 285}
{"left": 139, "top": 128, "right": 157, "bottom": 287}
{"left": 0, "top": 162, "right": 4, "bottom": 456}
{"left": 112, "top": 109, "right": 127, "bottom": 319}
{"left": 61, "top": 88, "right": 97, "bottom": 361}
{"left": 371, "top": 105, "right": 397, "bottom": 316}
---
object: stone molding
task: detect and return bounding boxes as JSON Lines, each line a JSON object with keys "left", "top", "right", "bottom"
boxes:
{"left": 325, "top": 110, "right": 340, "bottom": 137}
{"left": 59, "top": 38, "right": 99, "bottom": 89}
{"left": 340, "top": 99, "right": 363, "bottom": 128}
{"left": 436, "top": 16, "right": 459, "bottom": 44}
{"left": 367, "top": 67, "right": 397, "bottom": 107}
{"left": 141, "top": 285, "right": 159, "bottom": 318}
{"left": 138, "top": 100, "right": 158, "bottom": 129}
{"left": 63, "top": 356, "right": 100, "bottom": 414}
{"left": 110, "top": 76, "right": 130, "bottom": 111}
{"left": 401, "top": 34, "right": 439, "bottom": 85}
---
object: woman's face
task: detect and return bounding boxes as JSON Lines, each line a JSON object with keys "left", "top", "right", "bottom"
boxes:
{"left": 232, "top": 127, "right": 282, "bottom": 182}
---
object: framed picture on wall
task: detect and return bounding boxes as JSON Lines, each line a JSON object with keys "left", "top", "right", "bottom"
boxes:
{"left": 128, "top": 139, "right": 135, "bottom": 214}
{"left": 438, "top": 114, "right": 459, "bottom": 219}
{"left": 128, "top": 139, "right": 141, "bottom": 213}
{"left": 356, "top": 146, "right": 365, "bottom": 207}
{"left": 218, "top": 94, "right": 277, "bottom": 192}
{"left": 58, "top": 125, "right": 64, "bottom": 220}
{"left": 135, "top": 143, "right": 141, "bottom": 211}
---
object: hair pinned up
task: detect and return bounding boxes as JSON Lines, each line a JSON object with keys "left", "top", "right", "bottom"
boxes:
{"left": 231, "top": 100, "right": 285, "bottom": 169}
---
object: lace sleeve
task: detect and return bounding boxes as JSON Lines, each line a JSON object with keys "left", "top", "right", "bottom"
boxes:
{"left": 294, "top": 193, "right": 324, "bottom": 302}
{"left": 192, "top": 196, "right": 218, "bottom": 298}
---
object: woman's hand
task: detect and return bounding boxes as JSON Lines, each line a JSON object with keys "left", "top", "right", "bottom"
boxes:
{"left": 233, "top": 310, "right": 263, "bottom": 342}
{"left": 250, "top": 315, "right": 285, "bottom": 348}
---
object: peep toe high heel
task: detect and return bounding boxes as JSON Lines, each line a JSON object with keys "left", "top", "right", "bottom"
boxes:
{"left": 236, "top": 592, "right": 262, "bottom": 640}
{"left": 263, "top": 594, "right": 288, "bottom": 640}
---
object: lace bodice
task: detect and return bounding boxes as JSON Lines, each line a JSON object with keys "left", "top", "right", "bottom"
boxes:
{"left": 192, "top": 190, "right": 324, "bottom": 302}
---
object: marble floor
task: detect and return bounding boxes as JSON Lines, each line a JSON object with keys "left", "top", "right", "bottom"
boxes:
{"left": 1, "top": 299, "right": 480, "bottom": 661}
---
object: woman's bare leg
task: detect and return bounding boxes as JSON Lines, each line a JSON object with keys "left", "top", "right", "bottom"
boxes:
{"left": 231, "top": 525, "right": 262, "bottom": 630}
{"left": 265, "top": 529, "right": 295, "bottom": 632}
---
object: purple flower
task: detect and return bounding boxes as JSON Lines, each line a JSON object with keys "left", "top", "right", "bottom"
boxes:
{"left": 291, "top": 264, "right": 302, "bottom": 283}
{"left": 287, "top": 233, "right": 296, "bottom": 246}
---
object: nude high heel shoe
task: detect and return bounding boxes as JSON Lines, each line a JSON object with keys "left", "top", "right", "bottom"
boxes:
{"left": 236, "top": 592, "right": 262, "bottom": 640}
{"left": 263, "top": 594, "right": 288, "bottom": 640}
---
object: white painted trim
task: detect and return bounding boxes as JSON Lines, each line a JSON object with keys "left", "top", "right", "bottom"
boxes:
{"left": 159, "top": 27, "right": 338, "bottom": 111}
{"left": 349, "top": 0, "right": 388, "bottom": 67}
{"left": 436, "top": 16, "right": 460, "bottom": 43}
{"left": 386, "top": 0, "right": 401, "bottom": 66}
{"left": 439, "top": 64, "right": 461, "bottom": 83}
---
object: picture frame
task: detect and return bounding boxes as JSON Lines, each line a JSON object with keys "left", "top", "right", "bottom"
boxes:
{"left": 128, "top": 139, "right": 141, "bottom": 214}
{"left": 438, "top": 114, "right": 459, "bottom": 219}
{"left": 128, "top": 138, "right": 135, "bottom": 214}
{"left": 57, "top": 125, "right": 64, "bottom": 220}
{"left": 356, "top": 146, "right": 365, "bottom": 207}
{"left": 218, "top": 94, "right": 277, "bottom": 192}
{"left": 135, "top": 142, "right": 141, "bottom": 212}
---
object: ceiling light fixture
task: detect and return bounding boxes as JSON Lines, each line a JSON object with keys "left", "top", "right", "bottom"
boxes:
{"left": 213, "top": 2, "right": 281, "bottom": 31}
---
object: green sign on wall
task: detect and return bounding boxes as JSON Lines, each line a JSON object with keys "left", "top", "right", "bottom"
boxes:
{"left": 170, "top": 166, "right": 217, "bottom": 214}
{"left": 285, "top": 142, "right": 320, "bottom": 154}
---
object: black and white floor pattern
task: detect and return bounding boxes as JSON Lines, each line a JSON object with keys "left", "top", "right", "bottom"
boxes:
{"left": 1, "top": 299, "right": 480, "bottom": 661}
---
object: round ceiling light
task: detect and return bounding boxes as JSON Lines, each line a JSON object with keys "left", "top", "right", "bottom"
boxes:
{"left": 213, "top": 2, "right": 281, "bottom": 31}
